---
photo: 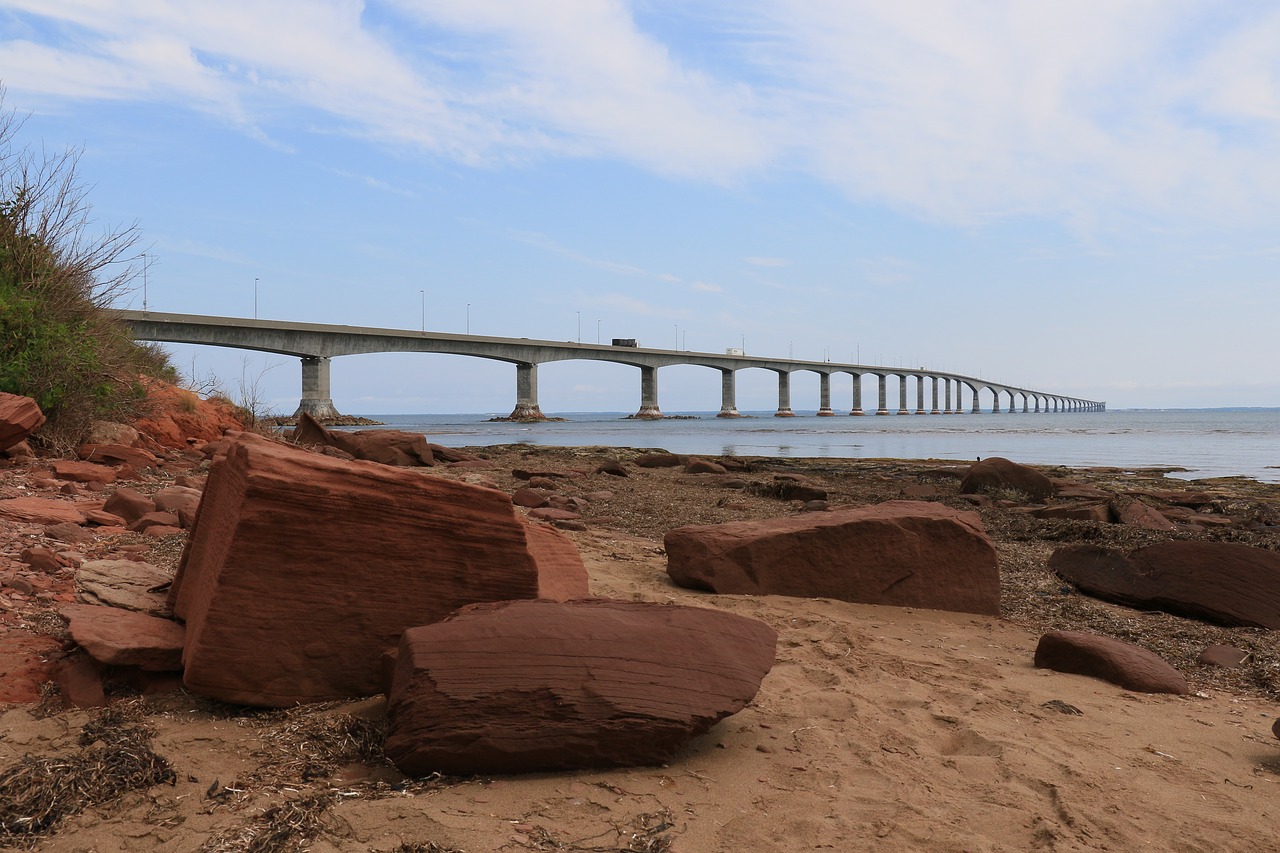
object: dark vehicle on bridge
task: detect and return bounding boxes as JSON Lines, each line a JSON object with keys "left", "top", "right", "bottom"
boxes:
{"left": 611, "top": 338, "right": 638, "bottom": 347}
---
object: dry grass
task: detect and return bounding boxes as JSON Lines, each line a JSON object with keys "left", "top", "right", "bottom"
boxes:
{"left": 196, "top": 791, "right": 336, "bottom": 853}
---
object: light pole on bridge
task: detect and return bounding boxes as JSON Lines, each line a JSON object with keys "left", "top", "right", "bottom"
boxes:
{"left": 254, "top": 277, "right": 259, "bottom": 319}
{"left": 576, "top": 311, "right": 581, "bottom": 343}
{"left": 141, "top": 253, "right": 148, "bottom": 312}
{"left": 420, "top": 291, "right": 425, "bottom": 332}
{"left": 466, "top": 303, "right": 470, "bottom": 335}
{"left": 596, "top": 319, "right": 601, "bottom": 345}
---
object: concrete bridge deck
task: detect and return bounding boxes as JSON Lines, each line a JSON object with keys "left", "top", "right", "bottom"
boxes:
{"left": 109, "top": 310, "right": 1105, "bottom": 419}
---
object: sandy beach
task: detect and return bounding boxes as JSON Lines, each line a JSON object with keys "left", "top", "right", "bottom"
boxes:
{"left": 2, "top": 443, "right": 1279, "bottom": 852}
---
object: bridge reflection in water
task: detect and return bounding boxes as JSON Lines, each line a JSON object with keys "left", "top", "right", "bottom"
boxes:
{"left": 110, "top": 310, "right": 1105, "bottom": 420}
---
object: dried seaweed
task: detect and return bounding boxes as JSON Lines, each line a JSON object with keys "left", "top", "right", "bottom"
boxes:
{"left": 196, "top": 791, "right": 336, "bottom": 853}
{"left": 518, "top": 809, "right": 677, "bottom": 852}
{"left": 238, "top": 703, "right": 390, "bottom": 789}
{"left": 0, "top": 703, "right": 175, "bottom": 844}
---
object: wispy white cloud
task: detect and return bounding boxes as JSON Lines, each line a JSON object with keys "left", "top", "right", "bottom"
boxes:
{"left": 7, "top": 1, "right": 1280, "bottom": 230}
{"left": 508, "top": 229, "right": 681, "bottom": 283}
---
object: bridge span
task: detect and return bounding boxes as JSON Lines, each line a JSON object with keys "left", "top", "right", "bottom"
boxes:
{"left": 109, "top": 310, "right": 1105, "bottom": 420}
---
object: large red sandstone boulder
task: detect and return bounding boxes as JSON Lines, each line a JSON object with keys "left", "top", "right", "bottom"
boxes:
{"left": 0, "top": 393, "right": 45, "bottom": 452}
{"left": 385, "top": 598, "right": 777, "bottom": 776}
{"left": 171, "top": 433, "right": 589, "bottom": 707}
{"left": 1034, "top": 630, "right": 1189, "bottom": 694}
{"left": 1050, "top": 542, "right": 1280, "bottom": 628}
{"left": 51, "top": 459, "right": 118, "bottom": 485}
{"left": 59, "top": 604, "right": 185, "bottom": 672}
{"left": 78, "top": 443, "right": 160, "bottom": 471}
{"left": 960, "top": 457, "right": 1053, "bottom": 502}
{"left": 103, "top": 487, "right": 156, "bottom": 524}
{"left": 665, "top": 501, "right": 1000, "bottom": 616}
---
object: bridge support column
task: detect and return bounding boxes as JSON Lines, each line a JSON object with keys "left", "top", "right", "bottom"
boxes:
{"left": 915, "top": 375, "right": 926, "bottom": 414}
{"left": 850, "top": 374, "right": 864, "bottom": 415}
{"left": 817, "top": 373, "right": 834, "bottom": 416}
{"left": 971, "top": 387, "right": 982, "bottom": 414}
{"left": 897, "top": 375, "right": 909, "bottom": 414}
{"left": 876, "top": 375, "right": 890, "bottom": 415}
{"left": 1022, "top": 394, "right": 1029, "bottom": 413}
{"left": 775, "top": 371, "right": 795, "bottom": 417}
{"left": 991, "top": 391, "right": 1001, "bottom": 414}
{"left": 930, "top": 376, "right": 941, "bottom": 414}
{"left": 634, "top": 365, "right": 663, "bottom": 419}
{"left": 292, "top": 356, "right": 341, "bottom": 420}
{"left": 944, "top": 379, "right": 953, "bottom": 414}
{"left": 508, "top": 362, "right": 546, "bottom": 420}
{"left": 717, "top": 369, "right": 741, "bottom": 418}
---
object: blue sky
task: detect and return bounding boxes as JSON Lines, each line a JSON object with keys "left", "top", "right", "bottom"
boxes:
{"left": 4, "top": 1, "right": 1280, "bottom": 415}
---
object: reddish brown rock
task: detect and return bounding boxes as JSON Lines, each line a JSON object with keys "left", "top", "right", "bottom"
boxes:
{"left": 171, "top": 433, "right": 590, "bottom": 707}
{"left": 0, "top": 393, "right": 45, "bottom": 452}
{"left": 2, "top": 439, "right": 33, "bottom": 459}
{"left": 1113, "top": 500, "right": 1177, "bottom": 531}
{"left": 1033, "top": 502, "right": 1114, "bottom": 523}
{"left": 142, "top": 525, "right": 183, "bottom": 538}
{"left": 528, "top": 507, "right": 581, "bottom": 522}
{"left": 385, "top": 598, "right": 777, "bottom": 775}
{"left": 43, "top": 521, "right": 94, "bottom": 545}
{"left": 131, "top": 379, "right": 247, "bottom": 448}
{"left": 50, "top": 459, "right": 118, "bottom": 485}
{"left": 1050, "top": 542, "right": 1280, "bottom": 629}
{"left": 634, "top": 453, "right": 685, "bottom": 468}
{"left": 903, "top": 484, "right": 940, "bottom": 499}
{"left": 0, "top": 629, "right": 62, "bottom": 704}
{"left": 512, "top": 468, "right": 570, "bottom": 481}
{"left": 686, "top": 458, "right": 729, "bottom": 475}
{"left": 666, "top": 500, "right": 1000, "bottom": 616}
{"left": 594, "top": 460, "right": 628, "bottom": 477}
{"left": 60, "top": 604, "right": 185, "bottom": 671}
{"left": 1052, "top": 481, "right": 1113, "bottom": 500}
{"left": 0, "top": 497, "right": 87, "bottom": 525}
{"left": 511, "top": 487, "right": 552, "bottom": 509}
{"left": 1034, "top": 630, "right": 1189, "bottom": 694}
{"left": 1197, "top": 645, "right": 1250, "bottom": 669}
{"left": 961, "top": 457, "right": 1053, "bottom": 502}
{"left": 55, "top": 653, "right": 107, "bottom": 709}
{"left": 1273, "top": 718, "right": 1280, "bottom": 741}
{"left": 20, "top": 546, "right": 63, "bottom": 573}
{"left": 291, "top": 412, "right": 436, "bottom": 466}
{"left": 78, "top": 443, "right": 159, "bottom": 471}
{"left": 129, "top": 511, "right": 180, "bottom": 533}
{"left": 85, "top": 509, "right": 128, "bottom": 527}
{"left": 152, "top": 485, "right": 202, "bottom": 516}
{"left": 84, "top": 421, "right": 139, "bottom": 447}
{"left": 103, "top": 487, "right": 156, "bottom": 524}
{"left": 428, "top": 444, "right": 482, "bottom": 464}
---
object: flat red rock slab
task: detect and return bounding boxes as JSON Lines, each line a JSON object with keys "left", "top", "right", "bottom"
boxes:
{"left": 1034, "top": 630, "right": 1189, "bottom": 694}
{"left": 0, "top": 497, "right": 87, "bottom": 525}
{"left": 0, "top": 630, "right": 62, "bottom": 704}
{"left": 51, "top": 460, "right": 118, "bottom": 485}
{"left": 59, "top": 604, "right": 185, "bottom": 671}
{"left": 386, "top": 598, "right": 777, "bottom": 776}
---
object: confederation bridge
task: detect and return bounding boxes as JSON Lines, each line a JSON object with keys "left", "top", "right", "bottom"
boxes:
{"left": 111, "top": 310, "right": 1105, "bottom": 420}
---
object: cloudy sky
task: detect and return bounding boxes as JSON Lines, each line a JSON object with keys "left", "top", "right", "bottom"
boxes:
{"left": 4, "top": 1, "right": 1280, "bottom": 414}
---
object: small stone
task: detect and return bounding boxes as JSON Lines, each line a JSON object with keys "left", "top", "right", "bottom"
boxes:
{"left": 1197, "top": 645, "right": 1250, "bottom": 669}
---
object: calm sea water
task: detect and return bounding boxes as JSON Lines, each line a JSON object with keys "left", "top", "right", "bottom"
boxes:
{"left": 346, "top": 409, "right": 1280, "bottom": 484}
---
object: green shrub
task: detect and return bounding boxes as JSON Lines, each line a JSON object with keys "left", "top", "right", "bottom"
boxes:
{"left": 0, "top": 94, "right": 174, "bottom": 449}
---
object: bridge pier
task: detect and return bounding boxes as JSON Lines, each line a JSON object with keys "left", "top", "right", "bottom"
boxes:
{"left": 775, "top": 371, "right": 795, "bottom": 417}
{"left": 971, "top": 386, "right": 981, "bottom": 414}
{"left": 944, "top": 378, "right": 953, "bottom": 414}
{"left": 915, "top": 375, "right": 927, "bottom": 414}
{"left": 850, "top": 374, "right": 864, "bottom": 415}
{"left": 508, "top": 362, "right": 545, "bottom": 420}
{"left": 817, "top": 373, "right": 834, "bottom": 416}
{"left": 876, "top": 375, "right": 890, "bottom": 415}
{"left": 634, "top": 365, "right": 662, "bottom": 419}
{"left": 292, "top": 356, "right": 342, "bottom": 420}
{"left": 897, "top": 374, "right": 910, "bottom": 414}
{"left": 930, "top": 376, "right": 941, "bottom": 414}
{"left": 717, "top": 369, "right": 740, "bottom": 417}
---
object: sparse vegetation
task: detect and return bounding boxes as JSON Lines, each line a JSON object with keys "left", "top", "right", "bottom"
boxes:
{"left": 0, "top": 90, "right": 176, "bottom": 449}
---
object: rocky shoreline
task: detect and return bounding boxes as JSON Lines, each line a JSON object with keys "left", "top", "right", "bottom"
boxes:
{"left": 2, "top": 393, "right": 1279, "bottom": 851}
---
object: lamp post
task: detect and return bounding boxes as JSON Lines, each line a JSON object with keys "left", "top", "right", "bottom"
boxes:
{"left": 596, "top": 319, "right": 601, "bottom": 345}
{"left": 576, "top": 311, "right": 581, "bottom": 343}
{"left": 674, "top": 324, "right": 678, "bottom": 350}
{"left": 254, "top": 277, "right": 259, "bottom": 319}
{"left": 420, "top": 290, "right": 425, "bottom": 332}
{"left": 466, "top": 303, "right": 470, "bottom": 334}
{"left": 141, "top": 253, "right": 148, "bottom": 311}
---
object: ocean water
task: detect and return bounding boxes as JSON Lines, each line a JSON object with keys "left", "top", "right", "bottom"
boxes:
{"left": 346, "top": 408, "right": 1280, "bottom": 484}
